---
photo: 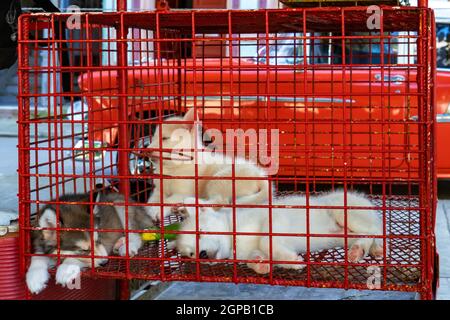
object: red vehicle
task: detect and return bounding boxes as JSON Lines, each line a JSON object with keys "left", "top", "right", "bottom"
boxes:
{"left": 78, "top": 6, "right": 450, "bottom": 180}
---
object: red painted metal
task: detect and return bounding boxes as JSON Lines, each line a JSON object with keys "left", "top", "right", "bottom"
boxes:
{"left": 17, "top": 5, "right": 437, "bottom": 299}
{"left": 117, "top": 0, "right": 127, "bottom": 11}
{"left": 0, "top": 234, "right": 117, "bottom": 300}
{"left": 0, "top": 235, "right": 26, "bottom": 300}
{"left": 31, "top": 277, "right": 118, "bottom": 300}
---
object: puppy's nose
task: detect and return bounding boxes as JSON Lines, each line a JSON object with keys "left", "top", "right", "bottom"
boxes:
{"left": 199, "top": 250, "right": 208, "bottom": 259}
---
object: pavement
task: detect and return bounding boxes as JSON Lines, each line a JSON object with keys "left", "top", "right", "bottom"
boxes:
{"left": 0, "top": 123, "right": 19, "bottom": 214}
{"left": 1, "top": 115, "right": 449, "bottom": 300}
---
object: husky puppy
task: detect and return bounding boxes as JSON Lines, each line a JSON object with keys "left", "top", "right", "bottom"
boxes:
{"left": 94, "top": 192, "right": 154, "bottom": 257}
{"left": 25, "top": 192, "right": 153, "bottom": 294}
{"left": 145, "top": 108, "right": 271, "bottom": 222}
{"left": 175, "top": 191, "right": 384, "bottom": 274}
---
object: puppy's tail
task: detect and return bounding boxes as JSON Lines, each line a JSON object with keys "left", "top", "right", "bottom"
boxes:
{"left": 325, "top": 191, "right": 383, "bottom": 236}
{"left": 236, "top": 180, "right": 271, "bottom": 205}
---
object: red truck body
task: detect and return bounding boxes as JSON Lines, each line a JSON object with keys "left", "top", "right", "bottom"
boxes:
{"left": 79, "top": 57, "right": 450, "bottom": 178}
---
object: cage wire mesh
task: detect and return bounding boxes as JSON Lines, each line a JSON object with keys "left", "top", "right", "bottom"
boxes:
{"left": 18, "top": 7, "right": 437, "bottom": 299}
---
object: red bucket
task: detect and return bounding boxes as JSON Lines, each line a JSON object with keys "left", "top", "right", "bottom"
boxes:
{"left": 0, "top": 234, "right": 26, "bottom": 300}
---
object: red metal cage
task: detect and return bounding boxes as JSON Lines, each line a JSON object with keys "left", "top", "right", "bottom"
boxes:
{"left": 17, "top": 4, "right": 437, "bottom": 299}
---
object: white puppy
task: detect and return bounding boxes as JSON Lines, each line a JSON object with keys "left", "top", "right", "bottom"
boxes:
{"left": 175, "top": 191, "right": 384, "bottom": 274}
{"left": 144, "top": 108, "right": 270, "bottom": 222}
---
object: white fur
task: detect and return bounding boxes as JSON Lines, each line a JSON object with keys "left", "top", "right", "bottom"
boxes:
{"left": 117, "top": 233, "right": 142, "bottom": 257}
{"left": 26, "top": 244, "right": 109, "bottom": 294}
{"left": 39, "top": 208, "right": 57, "bottom": 227}
{"left": 145, "top": 108, "right": 271, "bottom": 222}
{"left": 55, "top": 258, "right": 84, "bottom": 287}
{"left": 70, "top": 242, "right": 109, "bottom": 267}
{"left": 176, "top": 191, "right": 384, "bottom": 274}
{"left": 93, "top": 192, "right": 101, "bottom": 215}
{"left": 39, "top": 208, "right": 57, "bottom": 242}
{"left": 26, "top": 256, "right": 51, "bottom": 294}
{"left": 26, "top": 209, "right": 57, "bottom": 294}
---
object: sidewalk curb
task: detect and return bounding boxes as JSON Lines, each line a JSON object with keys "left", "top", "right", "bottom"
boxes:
{"left": 0, "top": 107, "right": 18, "bottom": 137}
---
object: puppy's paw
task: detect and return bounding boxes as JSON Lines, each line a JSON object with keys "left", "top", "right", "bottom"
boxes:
{"left": 248, "top": 254, "right": 270, "bottom": 274}
{"left": 118, "top": 240, "right": 140, "bottom": 257}
{"left": 55, "top": 264, "right": 81, "bottom": 287}
{"left": 26, "top": 267, "right": 50, "bottom": 294}
{"left": 348, "top": 244, "right": 365, "bottom": 263}
{"left": 113, "top": 236, "right": 126, "bottom": 254}
{"left": 278, "top": 254, "right": 306, "bottom": 271}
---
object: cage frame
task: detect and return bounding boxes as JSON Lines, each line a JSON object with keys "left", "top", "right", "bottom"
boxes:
{"left": 17, "top": 4, "right": 438, "bottom": 299}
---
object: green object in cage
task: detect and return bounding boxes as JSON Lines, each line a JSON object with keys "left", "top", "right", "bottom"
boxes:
{"left": 141, "top": 222, "right": 181, "bottom": 241}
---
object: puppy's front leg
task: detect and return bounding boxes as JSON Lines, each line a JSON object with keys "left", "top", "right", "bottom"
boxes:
{"left": 55, "top": 258, "right": 86, "bottom": 288}
{"left": 117, "top": 232, "right": 142, "bottom": 257}
{"left": 26, "top": 255, "right": 51, "bottom": 294}
{"left": 247, "top": 250, "right": 270, "bottom": 274}
{"left": 145, "top": 189, "right": 163, "bottom": 222}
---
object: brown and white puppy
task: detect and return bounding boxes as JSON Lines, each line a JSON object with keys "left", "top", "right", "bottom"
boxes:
{"left": 94, "top": 192, "right": 154, "bottom": 257}
{"left": 145, "top": 108, "right": 271, "bottom": 223}
{"left": 25, "top": 192, "right": 153, "bottom": 294}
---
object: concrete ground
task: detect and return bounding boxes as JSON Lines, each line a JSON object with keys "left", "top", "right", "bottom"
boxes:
{"left": 1, "top": 115, "right": 448, "bottom": 300}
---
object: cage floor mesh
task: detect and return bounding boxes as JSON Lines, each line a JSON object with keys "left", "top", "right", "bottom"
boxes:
{"left": 47, "top": 194, "right": 422, "bottom": 292}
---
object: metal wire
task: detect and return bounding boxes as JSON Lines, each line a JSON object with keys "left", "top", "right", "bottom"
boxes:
{"left": 17, "top": 6, "right": 437, "bottom": 299}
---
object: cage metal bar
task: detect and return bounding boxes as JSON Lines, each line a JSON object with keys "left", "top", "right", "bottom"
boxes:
{"left": 116, "top": 11, "right": 132, "bottom": 299}
{"left": 17, "top": 7, "right": 437, "bottom": 299}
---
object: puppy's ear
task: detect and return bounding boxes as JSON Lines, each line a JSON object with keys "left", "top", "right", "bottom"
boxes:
{"left": 93, "top": 192, "right": 102, "bottom": 215}
{"left": 183, "top": 108, "right": 199, "bottom": 129}
{"left": 39, "top": 208, "right": 59, "bottom": 242}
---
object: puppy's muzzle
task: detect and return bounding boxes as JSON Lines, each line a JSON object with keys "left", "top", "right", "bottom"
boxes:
{"left": 198, "top": 250, "right": 218, "bottom": 260}
{"left": 181, "top": 250, "right": 214, "bottom": 259}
